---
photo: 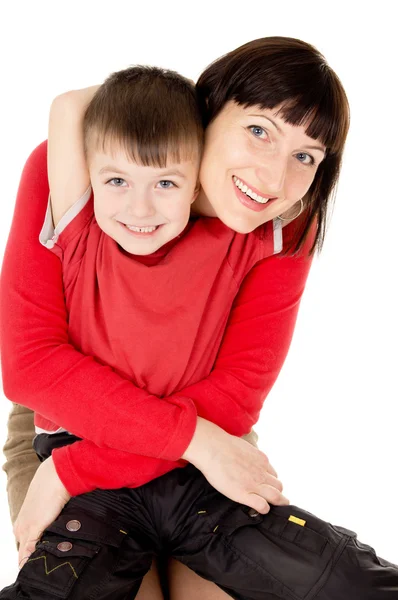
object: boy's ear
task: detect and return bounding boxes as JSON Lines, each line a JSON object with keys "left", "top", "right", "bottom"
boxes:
{"left": 191, "top": 181, "right": 201, "bottom": 203}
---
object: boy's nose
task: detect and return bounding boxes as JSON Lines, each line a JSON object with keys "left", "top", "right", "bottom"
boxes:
{"left": 125, "top": 195, "right": 157, "bottom": 219}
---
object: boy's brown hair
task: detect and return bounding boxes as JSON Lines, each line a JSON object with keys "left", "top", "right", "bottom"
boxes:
{"left": 84, "top": 65, "right": 203, "bottom": 167}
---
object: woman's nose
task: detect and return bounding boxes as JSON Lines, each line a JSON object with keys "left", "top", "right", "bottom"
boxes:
{"left": 255, "top": 157, "right": 288, "bottom": 196}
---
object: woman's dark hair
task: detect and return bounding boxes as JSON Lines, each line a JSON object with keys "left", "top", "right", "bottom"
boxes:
{"left": 84, "top": 65, "right": 203, "bottom": 167}
{"left": 196, "top": 37, "right": 350, "bottom": 253}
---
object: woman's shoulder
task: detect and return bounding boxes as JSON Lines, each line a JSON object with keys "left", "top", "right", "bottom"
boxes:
{"left": 24, "top": 140, "right": 48, "bottom": 172}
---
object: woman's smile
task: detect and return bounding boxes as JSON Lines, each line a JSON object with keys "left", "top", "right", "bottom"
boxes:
{"left": 232, "top": 176, "right": 279, "bottom": 213}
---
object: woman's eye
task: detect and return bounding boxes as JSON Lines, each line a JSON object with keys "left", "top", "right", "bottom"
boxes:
{"left": 249, "top": 125, "right": 268, "bottom": 140}
{"left": 157, "top": 180, "right": 175, "bottom": 189}
{"left": 296, "top": 152, "right": 315, "bottom": 166}
{"left": 107, "top": 177, "right": 126, "bottom": 187}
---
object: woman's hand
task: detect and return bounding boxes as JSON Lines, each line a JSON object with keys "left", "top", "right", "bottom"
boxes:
{"left": 183, "top": 417, "right": 289, "bottom": 514}
{"left": 13, "top": 456, "right": 71, "bottom": 568}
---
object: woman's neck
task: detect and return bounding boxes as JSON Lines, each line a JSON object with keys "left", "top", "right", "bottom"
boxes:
{"left": 191, "top": 188, "right": 218, "bottom": 218}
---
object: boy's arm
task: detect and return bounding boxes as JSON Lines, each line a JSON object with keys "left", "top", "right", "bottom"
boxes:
{"left": 2, "top": 403, "right": 40, "bottom": 525}
{"left": 48, "top": 86, "right": 99, "bottom": 227}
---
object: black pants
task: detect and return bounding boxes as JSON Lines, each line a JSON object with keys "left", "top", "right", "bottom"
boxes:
{"left": 1, "top": 433, "right": 397, "bottom": 599}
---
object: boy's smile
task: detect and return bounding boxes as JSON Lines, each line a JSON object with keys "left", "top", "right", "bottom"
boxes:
{"left": 88, "top": 147, "right": 200, "bottom": 255}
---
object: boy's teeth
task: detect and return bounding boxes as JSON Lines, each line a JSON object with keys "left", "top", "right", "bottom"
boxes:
{"left": 233, "top": 176, "right": 269, "bottom": 204}
{"left": 126, "top": 225, "right": 158, "bottom": 232}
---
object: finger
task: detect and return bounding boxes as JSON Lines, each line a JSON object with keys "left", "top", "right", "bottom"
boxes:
{"left": 256, "top": 483, "right": 290, "bottom": 506}
{"left": 18, "top": 549, "right": 31, "bottom": 569}
{"left": 19, "top": 556, "right": 31, "bottom": 570}
{"left": 245, "top": 493, "right": 271, "bottom": 515}
{"left": 262, "top": 472, "right": 284, "bottom": 492}
{"left": 267, "top": 462, "right": 278, "bottom": 478}
{"left": 18, "top": 538, "right": 39, "bottom": 567}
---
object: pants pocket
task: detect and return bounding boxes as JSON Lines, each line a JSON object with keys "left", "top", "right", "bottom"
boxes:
{"left": 17, "top": 504, "right": 129, "bottom": 599}
{"left": 213, "top": 503, "right": 351, "bottom": 600}
{"left": 18, "top": 538, "right": 100, "bottom": 598}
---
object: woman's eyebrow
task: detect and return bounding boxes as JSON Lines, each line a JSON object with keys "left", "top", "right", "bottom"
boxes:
{"left": 247, "top": 114, "right": 283, "bottom": 134}
{"left": 247, "top": 114, "right": 326, "bottom": 153}
{"left": 305, "top": 144, "right": 326, "bottom": 154}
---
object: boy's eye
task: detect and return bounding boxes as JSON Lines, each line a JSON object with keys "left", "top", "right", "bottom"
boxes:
{"left": 107, "top": 177, "right": 127, "bottom": 187}
{"left": 248, "top": 125, "right": 268, "bottom": 140}
{"left": 295, "top": 152, "right": 315, "bottom": 166}
{"left": 157, "top": 180, "right": 176, "bottom": 189}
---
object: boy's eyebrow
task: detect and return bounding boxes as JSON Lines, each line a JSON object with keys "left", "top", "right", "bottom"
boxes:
{"left": 98, "top": 166, "right": 187, "bottom": 178}
{"left": 159, "top": 169, "right": 187, "bottom": 179}
{"left": 99, "top": 166, "right": 130, "bottom": 177}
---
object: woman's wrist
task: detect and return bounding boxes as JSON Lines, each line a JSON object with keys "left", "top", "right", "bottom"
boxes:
{"left": 181, "top": 416, "right": 224, "bottom": 465}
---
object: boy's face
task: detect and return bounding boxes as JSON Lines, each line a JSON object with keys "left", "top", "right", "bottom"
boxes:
{"left": 89, "top": 146, "right": 200, "bottom": 255}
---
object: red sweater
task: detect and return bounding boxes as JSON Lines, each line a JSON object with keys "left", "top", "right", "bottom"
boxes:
{"left": 0, "top": 142, "right": 314, "bottom": 495}
{"left": 37, "top": 184, "right": 279, "bottom": 432}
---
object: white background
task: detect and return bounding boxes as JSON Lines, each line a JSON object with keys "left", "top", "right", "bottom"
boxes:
{"left": 0, "top": 0, "right": 397, "bottom": 586}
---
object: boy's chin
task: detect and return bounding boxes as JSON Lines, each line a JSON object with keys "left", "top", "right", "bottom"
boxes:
{"left": 117, "top": 240, "right": 161, "bottom": 256}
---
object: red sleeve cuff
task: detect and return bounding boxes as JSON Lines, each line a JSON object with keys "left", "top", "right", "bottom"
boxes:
{"left": 52, "top": 445, "right": 95, "bottom": 497}
{"left": 158, "top": 396, "right": 197, "bottom": 460}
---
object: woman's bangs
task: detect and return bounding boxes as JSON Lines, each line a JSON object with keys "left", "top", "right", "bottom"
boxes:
{"left": 236, "top": 83, "right": 347, "bottom": 155}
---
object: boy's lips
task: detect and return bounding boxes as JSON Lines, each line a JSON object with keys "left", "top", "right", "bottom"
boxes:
{"left": 119, "top": 222, "right": 164, "bottom": 237}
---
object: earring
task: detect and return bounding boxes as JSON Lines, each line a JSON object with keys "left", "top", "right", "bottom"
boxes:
{"left": 277, "top": 198, "right": 304, "bottom": 222}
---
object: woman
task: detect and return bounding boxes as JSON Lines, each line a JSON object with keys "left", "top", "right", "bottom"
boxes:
{"left": 3, "top": 36, "right": 386, "bottom": 600}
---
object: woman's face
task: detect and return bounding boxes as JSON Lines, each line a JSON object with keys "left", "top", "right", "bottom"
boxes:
{"left": 198, "top": 101, "right": 326, "bottom": 233}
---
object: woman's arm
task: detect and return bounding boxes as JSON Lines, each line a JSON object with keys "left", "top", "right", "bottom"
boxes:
{"left": 0, "top": 142, "right": 197, "bottom": 462}
{"left": 48, "top": 87, "right": 99, "bottom": 226}
{"left": 1, "top": 143, "right": 312, "bottom": 494}
{"left": 53, "top": 240, "right": 313, "bottom": 495}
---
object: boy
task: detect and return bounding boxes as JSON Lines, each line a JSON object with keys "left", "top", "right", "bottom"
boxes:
{"left": 5, "top": 64, "right": 282, "bottom": 563}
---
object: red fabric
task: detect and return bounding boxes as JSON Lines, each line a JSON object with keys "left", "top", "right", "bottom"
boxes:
{"left": 37, "top": 188, "right": 277, "bottom": 441}
{"left": 0, "top": 142, "right": 314, "bottom": 495}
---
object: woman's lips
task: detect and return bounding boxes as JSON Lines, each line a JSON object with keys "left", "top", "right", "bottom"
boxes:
{"left": 232, "top": 177, "right": 278, "bottom": 213}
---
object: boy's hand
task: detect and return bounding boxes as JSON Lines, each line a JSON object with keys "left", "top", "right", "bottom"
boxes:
{"left": 183, "top": 417, "right": 289, "bottom": 514}
{"left": 14, "top": 456, "right": 71, "bottom": 568}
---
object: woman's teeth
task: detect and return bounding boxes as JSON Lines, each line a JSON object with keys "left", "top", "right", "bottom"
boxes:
{"left": 233, "top": 176, "right": 269, "bottom": 204}
{"left": 125, "top": 225, "right": 158, "bottom": 233}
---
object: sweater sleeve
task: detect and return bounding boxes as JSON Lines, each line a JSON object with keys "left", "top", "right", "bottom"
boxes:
{"left": 173, "top": 233, "right": 315, "bottom": 434}
{"left": 1, "top": 142, "right": 314, "bottom": 497}
{"left": 54, "top": 237, "right": 313, "bottom": 495}
{"left": 0, "top": 141, "right": 197, "bottom": 462}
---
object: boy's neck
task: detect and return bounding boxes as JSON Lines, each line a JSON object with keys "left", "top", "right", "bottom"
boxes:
{"left": 191, "top": 188, "right": 218, "bottom": 218}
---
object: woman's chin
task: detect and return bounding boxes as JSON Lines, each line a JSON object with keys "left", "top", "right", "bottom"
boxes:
{"left": 219, "top": 209, "right": 259, "bottom": 234}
